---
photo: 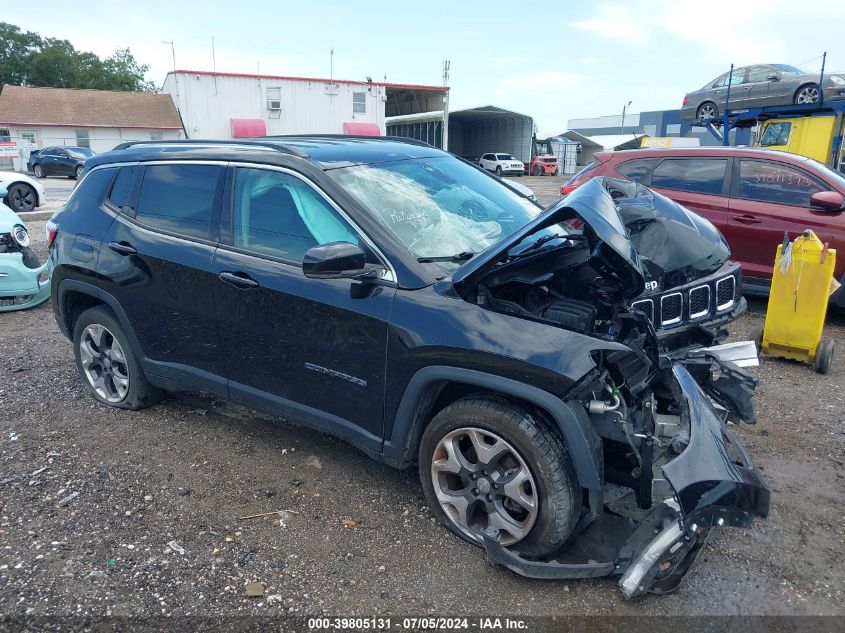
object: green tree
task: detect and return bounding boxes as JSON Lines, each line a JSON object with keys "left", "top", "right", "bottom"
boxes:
{"left": 0, "top": 21, "right": 156, "bottom": 92}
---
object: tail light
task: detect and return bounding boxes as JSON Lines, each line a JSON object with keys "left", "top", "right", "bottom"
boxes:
{"left": 682, "top": 95, "right": 689, "bottom": 106}
{"left": 560, "top": 184, "right": 580, "bottom": 196}
{"left": 46, "top": 219, "right": 58, "bottom": 249}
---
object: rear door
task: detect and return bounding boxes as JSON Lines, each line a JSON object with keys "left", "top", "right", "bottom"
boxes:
{"left": 211, "top": 165, "right": 396, "bottom": 449}
{"left": 98, "top": 162, "right": 228, "bottom": 389}
{"left": 711, "top": 67, "right": 747, "bottom": 111}
{"left": 643, "top": 157, "right": 732, "bottom": 232}
{"left": 727, "top": 158, "right": 845, "bottom": 282}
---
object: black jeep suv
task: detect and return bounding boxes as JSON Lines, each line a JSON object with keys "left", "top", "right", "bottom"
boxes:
{"left": 48, "top": 137, "right": 768, "bottom": 598}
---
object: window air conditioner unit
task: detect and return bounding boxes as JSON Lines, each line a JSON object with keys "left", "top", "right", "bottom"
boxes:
{"left": 267, "top": 99, "right": 282, "bottom": 111}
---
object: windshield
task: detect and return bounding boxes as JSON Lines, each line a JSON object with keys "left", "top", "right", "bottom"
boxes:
{"left": 496, "top": 154, "right": 516, "bottom": 161}
{"left": 771, "top": 64, "right": 808, "bottom": 75}
{"left": 67, "top": 148, "right": 94, "bottom": 158}
{"left": 328, "top": 156, "right": 547, "bottom": 268}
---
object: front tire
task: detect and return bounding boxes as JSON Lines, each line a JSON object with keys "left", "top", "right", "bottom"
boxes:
{"left": 74, "top": 165, "right": 83, "bottom": 179}
{"left": 495, "top": 166, "right": 503, "bottom": 176}
{"left": 72, "top": 306, "right": 164, "bottom": 410}
{"left": 533, "top": 166, "right": 543, "bottom": 176}
{"left": 419, "top": 397, "right": 580, "bottom": 558}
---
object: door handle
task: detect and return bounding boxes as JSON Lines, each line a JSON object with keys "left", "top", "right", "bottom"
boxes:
{"left": 108, "top": 241, "right": 137, "bottom": 256}
{"left": 731, "top": 214, "right": 762, "bottom": 224}
{"left": 218, "top": 271, "right": 260, "bottom": 289}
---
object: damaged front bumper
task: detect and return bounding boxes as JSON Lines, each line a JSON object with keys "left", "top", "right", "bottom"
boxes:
{"left": 481, "top": 364, "right": 770, "bottom": 598}
{"left": 0, "top": 252, "right": 51, "bottom": 312}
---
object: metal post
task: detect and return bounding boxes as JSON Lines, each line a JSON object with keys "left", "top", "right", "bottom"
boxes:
{"left": 620, "top": 101, "right": 631, "bottom": 134}
{"left": 441, "top": 60, "right": 450, "bottom": 151}
{"left": 818, "top": 51, "right": 827, "bottom": 105}
{"left": 722, "top": 64, "right": 734, "bottom": 146}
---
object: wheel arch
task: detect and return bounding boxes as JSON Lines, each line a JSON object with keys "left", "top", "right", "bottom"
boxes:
{"left": 57, "top": 280, "right": 144, "bottom": 356}
{"left": 385, "top": 366, "right": 603, "bottom": 490}
{"left": 794, "top": 82, "right": 819, "bottom": 102}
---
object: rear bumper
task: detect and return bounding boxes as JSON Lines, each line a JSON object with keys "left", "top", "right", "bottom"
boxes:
{"left": 481, "top": 365, "right": 769, "bottom": 598}
{"left": 0, "top": 252, "right": 51, "bottom": 312}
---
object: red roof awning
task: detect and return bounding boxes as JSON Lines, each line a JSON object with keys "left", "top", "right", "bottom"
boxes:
{"left": 343, "top": 122, "right": 381, "bottom": 136}
{"left": 231, "top": 118, "right": 267, "bottom": 138}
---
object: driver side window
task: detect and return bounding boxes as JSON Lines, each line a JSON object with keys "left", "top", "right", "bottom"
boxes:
{"left": 232, "top": 168, "right": 359, "bottom": 263}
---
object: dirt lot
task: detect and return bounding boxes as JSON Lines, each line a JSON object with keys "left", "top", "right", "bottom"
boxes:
{"left": 1, "top": 184, "right": 844, "bottom": 618}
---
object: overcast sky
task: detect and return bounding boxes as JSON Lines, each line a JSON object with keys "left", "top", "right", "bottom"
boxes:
{"left": 6, "top": 0, "right": 845, "bottom": 136}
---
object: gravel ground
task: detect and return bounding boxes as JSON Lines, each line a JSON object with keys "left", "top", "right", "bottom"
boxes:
{"left": 1, "top": 208, "right": 844, "bottom": 619}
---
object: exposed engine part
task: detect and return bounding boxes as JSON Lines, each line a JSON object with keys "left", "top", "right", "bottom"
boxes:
{"left": 541, "top": 299, "right": 596, "bottom": 335}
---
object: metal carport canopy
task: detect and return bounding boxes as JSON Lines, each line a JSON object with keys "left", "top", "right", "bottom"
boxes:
{"left": 386, "top": 105, "right": 534, "bottom": 163}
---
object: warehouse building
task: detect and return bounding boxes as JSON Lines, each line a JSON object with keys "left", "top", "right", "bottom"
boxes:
{"left": 568, "top": 108, "right": 751, "bottom": 146}
{"left": 162, "top": 70, "right": 449, "bottom": 139}
{"left": 0, "top": 85, "right": 183, "bottom": 171}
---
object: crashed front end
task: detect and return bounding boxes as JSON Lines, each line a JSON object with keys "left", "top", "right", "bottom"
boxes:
{"left": 454, "top": 179, "right": 769, "bottom": 597}
{"left": 0, "top": 205, "right": 51, "bottom": 312}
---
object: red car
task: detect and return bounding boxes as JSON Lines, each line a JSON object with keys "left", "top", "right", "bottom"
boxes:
{"left": 561, "top": 147, "right": 845, "bottom": 305}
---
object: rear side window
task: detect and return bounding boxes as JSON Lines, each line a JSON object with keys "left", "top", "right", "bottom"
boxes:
{"left": 650, "top": 158, "right": 728, "bottom": 195}
{"left": 135, "top": 164, "right": 223, "bottom": 240}
{"left": 108, "top": 166, "right": 140, "bottom": 210}
{"left": 616, "top": 158, "right": 659, "bottom": 182}
{"left": 62, "top": 168, "right": 116, "bottom": 213}
{"left": 737, "top": 160, "right": 826, "bottom": 206}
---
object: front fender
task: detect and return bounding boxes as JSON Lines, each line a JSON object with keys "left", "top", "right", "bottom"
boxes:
{"left": 384, "top": 365, "right": 604, "bottom": 490}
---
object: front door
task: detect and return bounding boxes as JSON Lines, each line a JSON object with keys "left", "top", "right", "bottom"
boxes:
{"left": 212, "top": 165, "right": 396, "bottom": 449}
{"left": 726, "top": 158, "right": 845, "bottom": 282}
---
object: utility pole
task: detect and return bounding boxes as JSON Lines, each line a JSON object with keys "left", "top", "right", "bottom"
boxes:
{"left": 620, "top": 100, "right": 632, "bottom": 134}
{"left": 441, "top": 60, "right": 450, "bottom": 151}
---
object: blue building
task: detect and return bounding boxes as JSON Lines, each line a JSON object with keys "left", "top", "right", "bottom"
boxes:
{"left": 567, "top": 109, "right": 751, "bottom": 147}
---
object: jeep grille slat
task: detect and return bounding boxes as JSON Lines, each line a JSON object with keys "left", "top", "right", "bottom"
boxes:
{"left": 688, "top": 285, "right": 710, "bottom": 320}
{"left": 660, "top": 293, "right": 683, "bottom": 326}
{"left": 716, "top": 276, "right": 736, "bottom": 311}
{"left": 631, "top": 299, "right": 654, "bottom": 323}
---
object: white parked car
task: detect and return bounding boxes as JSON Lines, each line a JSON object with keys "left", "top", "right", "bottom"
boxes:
{"left": 0, "top": 171, "right": 46, "bottom": 214}
{"left": 479, "top": 153, "right": 524, "bottom": 176}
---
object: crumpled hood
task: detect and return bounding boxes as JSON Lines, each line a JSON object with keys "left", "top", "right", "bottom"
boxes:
{"left": 453, "top": 178, "right": 646, "bottom": 299}
{"left": 599, "top": 177, "right": 730, "bottom": 290}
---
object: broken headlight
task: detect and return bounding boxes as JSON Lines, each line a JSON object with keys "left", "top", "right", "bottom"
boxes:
{"left": 11, "top": 225, "right": 30, "bottom": 248}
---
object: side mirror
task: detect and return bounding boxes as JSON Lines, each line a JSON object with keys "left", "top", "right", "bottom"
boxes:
{"left": 767, "top": 74, "right": 780, "bottom": 82}
{"left": 302, "top": 241, "right": 379, "bottom": 279}
{"left": 810, "top": 191, "right": 845, "bottom": 211}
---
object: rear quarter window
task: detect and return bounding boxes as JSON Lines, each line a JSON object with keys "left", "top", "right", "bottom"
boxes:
{"left": 61, "top": 168, "right": 116, "bottom": 214}
{"left": 616, "top": 158, "right": 659, "bottom": 182}
{"left": 135, "top": 164, "right": 223, "bottom": 240}
{"left": 107, "top": 166, "right": 140, "bottom": 210}
{"left": 650, "top": 158, "right": 728, "bottom": 195}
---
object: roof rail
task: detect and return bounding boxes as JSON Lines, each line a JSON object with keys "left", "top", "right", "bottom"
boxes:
{"left": 111, "top": 138, "right": 310, "bottom": 158}
{"left": 259, "top": 133, "right": 434, "bottom": 148}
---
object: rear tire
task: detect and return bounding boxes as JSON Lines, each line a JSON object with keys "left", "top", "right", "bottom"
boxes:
{"left": 696, "top": 101, "right": 719, "bottom": 121}
{"left": 32, "top": 164, "right": 44, "bottom": 178}
{"left": 814, "top": 338, "right": 834, "bottom": 374}
{"left": 794, "top": 84, "right": 820, "bottom": 105}
{"left": 72, "top": 306, "right": 164, "bottom": 410}
{"left": 419, "top": 397, "right": 580, "bottom": 559}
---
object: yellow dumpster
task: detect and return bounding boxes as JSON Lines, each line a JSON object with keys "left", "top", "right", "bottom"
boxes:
{"left": 755, "top": 230, "right": 836, "bottom": 373}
